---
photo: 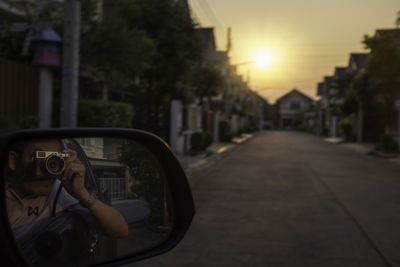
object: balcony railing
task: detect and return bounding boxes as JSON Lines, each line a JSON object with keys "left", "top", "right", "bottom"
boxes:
{"left": 97, "top": 177, "right": 126, "bottom": 201}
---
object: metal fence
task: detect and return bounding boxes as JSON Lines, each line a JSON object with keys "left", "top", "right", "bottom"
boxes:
{"left": 0, "top": 58, "right": 39, "bottom": 118}
{"left": 97, "top": 177, "right": 126, "bottom": 201}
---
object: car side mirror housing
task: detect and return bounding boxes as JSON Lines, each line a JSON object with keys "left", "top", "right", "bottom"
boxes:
{"left": 0, "top": 128, "right": 195, "bottom": 266}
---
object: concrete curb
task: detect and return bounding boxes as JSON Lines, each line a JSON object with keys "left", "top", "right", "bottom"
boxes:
{"left": 367, "top": 150, "right": 400, "bottom": 159}
{"left": 326, "top": 139, "right": 400, "bottom": 164}
{"left": 323, "top": 137, "right": 346, "bottom": 144}
{"left": 184, "top": 134, "right": 254, "bottom": 175}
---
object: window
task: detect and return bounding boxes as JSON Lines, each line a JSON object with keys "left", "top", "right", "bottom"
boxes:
{"left": 290, "top": 101, "right": 301, "bottom": 110}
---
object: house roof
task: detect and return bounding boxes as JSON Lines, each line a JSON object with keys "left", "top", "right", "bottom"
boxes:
{"left": 375, "top": 28, "right": 400, "bottom": 44}
{"left": 276, "top": 89, "right": 314, "bottom": 103}
{"left": 317, "top": 82, "right": 324, "bottom": 96}
{"left": 196, "top": 27, "right": 216, "bottom": 52}
{"left": 348, "top": 53, "right": 368, "bottom": 71}
{"left": 323, "top": 76, "right": 333, "bottom": 86}
{"left": 376, "top": 28, "right": 400, "bottom": 37}
{"left": 334, "top": 67, "right": 347, "bottom": 77}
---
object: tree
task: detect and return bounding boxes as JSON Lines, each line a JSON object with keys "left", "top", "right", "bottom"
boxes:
{"left": 361, "top": 32, "right": 400, "bottom": 133}
{"left": 80, "top": 8, "right": 156, "bottom": 93}
{"left": 73, "top": 0, "right": 205, "bottom": 137}
{"left": 192, "top": 65, "right": 225, "bottom": 106}
{"left": 101, "top": 0, "right": 204, "bottom": 138}
{"left": 118, "top": 140, "right": 171, "bottom": 226}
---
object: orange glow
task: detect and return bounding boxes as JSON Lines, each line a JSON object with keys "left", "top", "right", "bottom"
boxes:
{"left": 252, "top": 49, "right": 275, "bottom": 69}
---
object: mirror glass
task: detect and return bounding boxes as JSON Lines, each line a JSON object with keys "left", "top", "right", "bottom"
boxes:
{"left": 3, "top": 137, "right": 173, "bottom": 266}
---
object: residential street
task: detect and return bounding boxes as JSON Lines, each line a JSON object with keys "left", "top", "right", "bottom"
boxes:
{"left": 129, "top": 131, "right": 400, "bottom": 267}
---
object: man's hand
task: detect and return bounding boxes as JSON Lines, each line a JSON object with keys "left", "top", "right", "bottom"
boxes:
{"left": 61, "top": 149, "right": 89, "bottom": 202}
{"left": 61, "top": 149, "right": 128, "bottom": 238}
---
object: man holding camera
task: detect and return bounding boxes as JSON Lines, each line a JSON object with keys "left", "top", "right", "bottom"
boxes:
{"left": 6, "top": 139, "right": 128, "bottom": 241}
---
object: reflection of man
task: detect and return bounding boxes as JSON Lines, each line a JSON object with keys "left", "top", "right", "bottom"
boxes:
{"left": 6, "top": 139, "right": 128, "bottom": 241}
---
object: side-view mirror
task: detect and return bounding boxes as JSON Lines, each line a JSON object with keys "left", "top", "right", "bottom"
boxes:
{"left": 0, "top": 128, "right": 194, "bottom": 266}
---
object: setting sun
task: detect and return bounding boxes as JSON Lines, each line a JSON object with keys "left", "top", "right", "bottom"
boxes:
{"left": 253, "top": 50, "right": 275, "bottom": 69}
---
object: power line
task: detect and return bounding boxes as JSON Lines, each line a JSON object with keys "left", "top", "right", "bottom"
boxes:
{"left": 197, "top": 0, "right": 223, "bottom": 29}
{"left": 189, "top": 0, "right": 203, "bottom": 25}
{"left": 197, "top": 0, "right": 224, "bottom": 39}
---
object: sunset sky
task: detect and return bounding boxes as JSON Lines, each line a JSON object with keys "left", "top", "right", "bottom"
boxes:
{"left": 189, "top": 0, "right": 399, "bottom": 103}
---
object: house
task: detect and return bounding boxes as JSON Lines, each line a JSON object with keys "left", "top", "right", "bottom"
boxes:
{"left": 346, "top": 53, "right": 368, "bottom": 142}
{"left": 196, "top": 27, "right": 217, "bottom": 63}
{"left": 375, "top": 28, "right": 400, "bottom": 43}
{"left": 316, "top": 58, "right": 366, "bottom": 138}
{"left": 347, "top": 53, "right": 368, "bottom": 72}
{"left": 276, "top": 89, "right": 314, "bottom": 129}
{"left": 375, "top": 29, "right": 400, "bottom": 145}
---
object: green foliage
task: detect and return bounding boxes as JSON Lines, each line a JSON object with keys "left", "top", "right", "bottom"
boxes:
{"left": 190, "top": 132, "right": 204, "bottom": 152}
{"left": 202, "top": 132, "right": 213, "bottom": 149}
{"left": 397, "top": 11, "right": 400, "bottom": 28}
{"left": 0, "top": 20, "right": 24, "bottom": 60}
{"left": 332, "top": 72, "right": 357, "bottom": 100}
{"left": 83, "top": 0, "right": 204, "bottom": 137}
{"left": 81, "top": 3, "right": 156, "bottom": 91}
{"left": 0, "top": 1, "right": 63, "bottom": 60}
{"left": 292, "top": 112, "right": 317, "bottom": 133}
{"left": 360, "top": 32, "right": 400, "bottom": 130}
{"left": 242, "top": 116, "right": 261, "bottom": 133}
{"left": 119, "top": 140, "right": 170, "bottom": 226}
{"left": 190, "top": 131, "right": 213, "bottom": 153}
{"left": 341, "top": 85, "right": 359, "bottom": 116}
{"left": 17, "top": 116, "right": 39, "bottom": 129}
{"left": 293, "top": 113, "right": 305, "bottom": 128}
{"left": 338, "top": 119, "right": 353, "bottom": 141}
{"left": 375, "top": 135, "right": 399, "bottom": 153}
{"left": 78, "top": 99, "right": 134, "bottom": 128}
{"left": 192, "top": 65, "right": 225, "bottom": 105}
{"left": 342, "top": 22, "right": 400, "bottom": 140}
{"left": 0, "top": 116, "right": 38, "bottom": 134}
{"left": 219, "top": 120, "right": 233, "bottom": 142}
{"left": 293, "top": 112, "right": 312, "bottom": 132}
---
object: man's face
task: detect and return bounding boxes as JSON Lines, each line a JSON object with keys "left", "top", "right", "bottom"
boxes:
{"left": 10, "top": 140, "right": 62, "bottom": 197}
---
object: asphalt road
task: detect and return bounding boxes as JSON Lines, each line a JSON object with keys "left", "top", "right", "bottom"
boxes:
{"left": 128, "top": 131, "right": 400, "bottom": 267}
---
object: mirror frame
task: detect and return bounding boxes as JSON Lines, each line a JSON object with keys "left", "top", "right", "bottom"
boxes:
{"left": 0, "top": 128, "right": 195, "bottom": 266}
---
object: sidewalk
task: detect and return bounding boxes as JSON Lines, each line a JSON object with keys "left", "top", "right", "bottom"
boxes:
{"left": 324, "top": 138, "right": 400, "bottom": 166}
{"left": 176, "top": 134, "right": 254, "bottom": 175}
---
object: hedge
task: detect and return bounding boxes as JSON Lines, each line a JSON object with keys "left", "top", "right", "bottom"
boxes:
{"left": 0, "top": 116, "right": 38, "bottom": 134}
{"left": 339, "top": 119, "right": 353, "bottom": 141}
{"left": 78, "top": 99, "right": 134, "bottom": 128}
{"left": 219, "top": 120, "right": 232, "bottom": 142}
{"left": 190, "top": 131, "right": 214, "bottom": 153}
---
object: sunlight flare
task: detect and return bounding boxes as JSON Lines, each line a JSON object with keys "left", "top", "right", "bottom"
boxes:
{"left": 252, "top": 49, "right": 275, "bottom": 69}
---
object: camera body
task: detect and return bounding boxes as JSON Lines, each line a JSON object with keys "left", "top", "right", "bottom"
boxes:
{"left": 34, "top": 151, "right": 70, "bottom": 179}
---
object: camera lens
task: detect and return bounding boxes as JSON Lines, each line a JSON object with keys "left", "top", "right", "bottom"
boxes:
{"left": 45, "top": 155, "right": 65, "bottom": 175}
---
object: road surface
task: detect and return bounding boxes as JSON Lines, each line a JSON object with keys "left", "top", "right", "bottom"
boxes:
{"left": 129, "top": 131, "right": 400, "bottom": 267}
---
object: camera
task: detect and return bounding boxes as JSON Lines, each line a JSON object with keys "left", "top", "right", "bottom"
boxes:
{"left": 34, "top": 151, "right": 70, "bottom": 179}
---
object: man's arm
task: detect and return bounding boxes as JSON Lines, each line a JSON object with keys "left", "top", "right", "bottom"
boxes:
{"left": 62, "top": 150, "right": 129, "bottom": 238}
{"left": 75, "top": 190, "right": 128, "bottom": 238}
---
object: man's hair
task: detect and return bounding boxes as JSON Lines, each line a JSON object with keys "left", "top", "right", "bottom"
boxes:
{"left": 5, "top": 141, "right": 30, "bottom": 180}
{"left": 3, "top": 141, "right": 30, "bottom": 180}
{"left": 5, "top": 139, "right": 64, "bottom": 177}
{"left": 8, "top": 141, "right": 30, "bottom": 159}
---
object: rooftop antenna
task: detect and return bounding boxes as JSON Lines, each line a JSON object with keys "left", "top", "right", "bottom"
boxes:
{"left": 226, "top": 27, "right": 231, "bottom": 54}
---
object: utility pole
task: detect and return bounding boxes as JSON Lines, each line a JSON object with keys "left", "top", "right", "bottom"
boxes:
{"left": 60, "top": 0, "right": 81, "bottom": 128}
{"left": 226, "top": 27, "right": 231, "bottom": 54}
